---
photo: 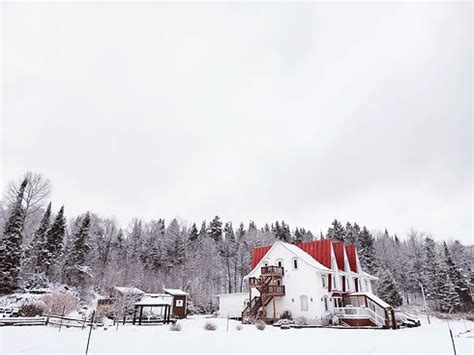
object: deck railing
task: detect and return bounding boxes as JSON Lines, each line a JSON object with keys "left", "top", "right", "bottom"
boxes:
{"left": 334, "top": 306, "right": 385, "bottom": 327}
{"left": 260, "top": 265, "right": 284, "bottom": 276}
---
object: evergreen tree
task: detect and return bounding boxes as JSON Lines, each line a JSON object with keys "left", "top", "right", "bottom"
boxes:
{"left": 327, "top": 219, "right": 345, "bottom": 241}
{"left": 44, "top": 206, "right": 66, "bottom": 278}
{"left": 422, "top": 237, "right": 443, "bottom": 309}
{"left": 0, "top": 178, "right": 27, "bottom": 294}
{"left": 189, "top": 223, "right": 199, "bottom": 242}
{"left": 199, "top": 221, "right": 207, "bottom": 239}
{"left": 29, "top": 202, "right": 52, "bottom": 272}
{"left": 376, "top": 269, "right": 402, "bottom": 307}
{"left": 63, "top": 213, "right": 92, "bottom": 287}
{"left": 208, "top": 216, "right": 222, "bottom": 242}
{"left": 165, "top": 219, "right": 185, "bottom": 267}
{"left": 443, "top": 242, "right": 471, "bottom": 309}
{"left": 358, "top": 226, "right": 377, "bottom": 274}
{"left": 438, "top": 265, "right": 461, "bottom": 313}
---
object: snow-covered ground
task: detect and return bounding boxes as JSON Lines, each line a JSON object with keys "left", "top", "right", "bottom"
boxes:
{"left": 0, "top": 315, "right": 472, "bottom": 354}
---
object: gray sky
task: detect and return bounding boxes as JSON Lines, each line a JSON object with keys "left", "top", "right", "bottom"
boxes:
{"left": 2, "top": 1, "right": 472, "bottom": 243}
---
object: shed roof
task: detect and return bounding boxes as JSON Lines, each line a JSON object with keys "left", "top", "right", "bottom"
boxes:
{"left": 114, "top": 287, "right": 145, "bottom": 295}
{"left": 163, "top": 288, "right": 188, "bottom": 296}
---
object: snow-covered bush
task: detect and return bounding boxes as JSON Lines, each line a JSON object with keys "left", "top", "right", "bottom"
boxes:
{"left": 19, "top": 302, "right": 45, "bottom": 317}
{"left": 294, "top": 316, "right": 309, "bottom": 325}
{"left": 204, "top": 321, "right": 217, "bottom": 331}
{"left": 275, "top": 319, "right": 293, "bottom": 326}
{"left": 255, "top": 321, "right": 266, "bottom": 330}
{"left": 280, "top": 310, "right": 292, "bottom": 320}
{"left": 331, "top": 315, "right": 340, "bottom": 326}
{"left": 319, "top": 315, "right": 332, "bottom": 326}
{"left": 235, "top": 324, "right": 243, "bottom": 331}
{"left": 170, "top": 322, "right": 182, "bottom": 331}
{"left": 40, "top": 291, "right": 79, "bottom": 315}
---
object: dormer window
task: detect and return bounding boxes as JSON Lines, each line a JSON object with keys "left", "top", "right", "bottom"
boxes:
{"left": 292, "top": 258, "right": 298, "bottom": 270}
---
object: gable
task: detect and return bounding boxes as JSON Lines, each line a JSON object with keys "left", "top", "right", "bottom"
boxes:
{"left": 332, "top": 242, "right": 346, "bottom": 270}
{"left": 251, "top": 245, "right": 272, "bottom": 269}
{"left": 345, "top": 245, "right": 358, "bottom": 272}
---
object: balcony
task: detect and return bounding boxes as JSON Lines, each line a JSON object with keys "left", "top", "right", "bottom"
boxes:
{"left": 260, "top": 265, "right": 284, "bottom": 277}
{"left": 261, "top": 285, "right": 285, "bottom": 296}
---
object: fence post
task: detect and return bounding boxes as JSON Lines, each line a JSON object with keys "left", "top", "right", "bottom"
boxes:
{"left": 227, "top": 314, "right": 229, "bottom": 332}
{"left": 85, "top": 310, "right": 95, "bottom": 355}
{"left": 82, "top": 314, "right": 87, "bottom": 330}
{"left": 58, "top": 305, "right": 66, "bottom": 332}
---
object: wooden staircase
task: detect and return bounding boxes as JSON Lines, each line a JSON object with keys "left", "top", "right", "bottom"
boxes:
{"left": 242, "top": 266, "right": 285, "bottom": 323}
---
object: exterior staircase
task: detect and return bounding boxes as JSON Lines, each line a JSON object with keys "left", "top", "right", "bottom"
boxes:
{"left": 242, "top": 266, "right": 285, "bottom": 323}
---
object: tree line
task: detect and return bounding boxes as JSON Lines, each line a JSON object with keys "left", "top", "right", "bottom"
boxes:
{"left": 0, "top": 172, "right": 472, "bottom": 314}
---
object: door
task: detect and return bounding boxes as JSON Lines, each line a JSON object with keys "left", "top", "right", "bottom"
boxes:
{"left": 300, "top": 295, "right": 309, "bottom": 311}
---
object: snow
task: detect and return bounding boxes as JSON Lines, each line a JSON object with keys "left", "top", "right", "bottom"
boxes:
{"left": 163, "top": 288, "right": 188, "bottom": 296}
{"left": 113, "top": 287, "right": 144, "bottom": 295}
{"left": 0, "top": 315, "right": 472, "bottom": 354}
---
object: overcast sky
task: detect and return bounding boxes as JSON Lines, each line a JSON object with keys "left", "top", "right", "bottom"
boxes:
{"left": 2, "top": 1, "right": 472, "bottom": 243}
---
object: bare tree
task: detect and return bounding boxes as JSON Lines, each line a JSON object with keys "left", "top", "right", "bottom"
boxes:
{"left": 4, "top": 172, "right": 52, "bottom": 217}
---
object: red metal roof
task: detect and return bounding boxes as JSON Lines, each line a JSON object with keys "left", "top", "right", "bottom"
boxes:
{"left": 332, "top": 242, "right": 346, "bottom": 270}
{"left": 250, "top": 240, "right": 333, "bottom": 270}
{"left": 345, "top": 245, "right": 358, "bottom": 272}
{"left": 250, "top": 245, "right": 272, "bottom": 269}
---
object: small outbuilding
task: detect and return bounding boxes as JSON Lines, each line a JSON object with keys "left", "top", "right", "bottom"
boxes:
{"left": 163, "top": 288, "right": 189, "bottom": 318}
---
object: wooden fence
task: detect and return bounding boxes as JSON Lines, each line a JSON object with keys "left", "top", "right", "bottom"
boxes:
{"left": 0, "top": 314, "right": 103, "bottom": 328}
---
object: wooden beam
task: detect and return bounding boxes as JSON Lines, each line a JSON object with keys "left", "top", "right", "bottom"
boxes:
{"left": 138, "top": 306, "right": 143, "bottom": 325}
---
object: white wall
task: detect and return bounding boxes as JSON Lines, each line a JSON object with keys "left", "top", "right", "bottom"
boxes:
{"left": 218, "top": 292, "right": 249, "bottom": 318}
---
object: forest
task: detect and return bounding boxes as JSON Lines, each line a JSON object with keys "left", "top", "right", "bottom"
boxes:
{"left": 0, "top": 172, "right": 472, "bottom": 314}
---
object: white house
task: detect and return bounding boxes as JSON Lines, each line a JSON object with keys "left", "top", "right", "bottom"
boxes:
{"left": 219, "top": 239, "right": 397, "bottom": 328}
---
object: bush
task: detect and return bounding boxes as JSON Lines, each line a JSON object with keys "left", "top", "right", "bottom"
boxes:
{"left": 294, "top": 316, "right": 309, "bottom": 326}
{"left": 204, "top": 321, "right": 217, "bottom": 331}
{"left": 255, "top": 321, "right": 266, "bottom": 330}
{"left": 19, "top": 303, "right": 44, "bottom": 317}
{"left": 41, "top": 292, "right": 79, "bottom": 315}
{"left": 235, "top": 324, "right": 243, "bottom": 331}
{"left": 170, "top": 322, "right": 182, "bottom": 331}
{"left": 280, "top": 310, "right": 292, "bottom": 320}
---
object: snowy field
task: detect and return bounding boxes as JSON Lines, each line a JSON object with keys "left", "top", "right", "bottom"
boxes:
{"left": 0, "top": 315, "right": 472, "bottom": 354}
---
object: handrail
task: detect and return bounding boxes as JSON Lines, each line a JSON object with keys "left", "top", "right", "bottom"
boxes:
{"left": 260, "top": 265, "right": 284, "bottom": 276}
{"left": 334, "top": 307, "right": 385, "bottom": 327}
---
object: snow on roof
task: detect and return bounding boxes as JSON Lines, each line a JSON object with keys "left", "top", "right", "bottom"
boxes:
{"left": 135, "top": 294, "right": 172, "bottom": 306}
{"left": 350, "top": 292, "right": 391, "bottom": 308}
{"left": 281, "top": 242, "right": 332, "bottom": 272}
{"left": 163, "top": 288, "right": 188, "bottom": 296}
{"left": 113, "top": 287, "right": 145, "bottom": 295}
{"left": 363, "top": 272, "right": 379, "bottom": 280}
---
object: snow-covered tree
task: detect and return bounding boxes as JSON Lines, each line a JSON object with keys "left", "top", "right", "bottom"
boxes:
{"left": 358, "top": 226, "right": 377, "bottom": 274}
{"left": 208, "top": 216, "right": 222, "bottom": 242}
{"left": 443, "top": 242, "right": 471, "bottom": 309}
{"left": 438, "top": 266, "right": 461, "bottom": 313}
{"left": 0, "top": 178, "right": 27, "bottom": 294}
{"left": 44, "top": 206, "right": 66, "bottom": 279}
{"left": 376, "top": 269, "right": 402, "bottom": 307}
{"left": 327, "top": 219, "right": 345, "bottom": 241}
{"left": 63, "top": 213, "right": 92, "bottom": 288}
{"left": 344, "top": 222, "right": 359, "bottom": 245}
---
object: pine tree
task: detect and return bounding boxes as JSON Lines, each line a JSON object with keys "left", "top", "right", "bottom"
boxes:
{"left": 422, "top": 237, "right": 443, "bottom": 309}
{"left": 443, "top": 242, "right": 471, "bottom": 309}
{"left": 63, "top": 213, "right": 92, "bottom": 287}
{"left": 327, "top": 219, "right": 345, "bottom": 241}
{"left": 29, "top": 202, "right": 52, "bottom": 272}
{"left": 376, "top": 269, "right": 402, "bottom": 307}
{"left": 358, "top": 226, "right": 377, "bottom": 274}
{"left": 44, "top": 206, "right": 66, "bottom": 278}
{"left": 438, "top": 264, "right": 461, "bottom": 313}
{"left": 0, "top": 178, "right": 27, "bottom": 294}
{"left": 189, "top": 223, "right": 199, "bottom": 242}
{"left": 208, "top": 216, "right": 222, "bottom": 242}
{"left": 199, "top": 221, "right": 207, "bottom": 239}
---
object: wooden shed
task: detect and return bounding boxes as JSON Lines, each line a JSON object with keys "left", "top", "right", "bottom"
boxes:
{"left": 163, "top": 288, "right": 188, "bottom": 318}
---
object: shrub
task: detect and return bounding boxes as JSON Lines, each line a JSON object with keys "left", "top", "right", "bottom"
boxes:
{"left": 294, "top": 316, "right": 309, "bottom": 326}
{"left": 255, "top": 321, "right": 266, "bottom": 330}
{"left": 235, "top": 324, "right": 243, "bottom": 331}
{"left": 41, "top": 292, "right": 79, "bottom": 315}
{"left": 170, "top": 322, "right": 182, "bottom": 331}
{"left": 19, "top": 303, "right": 44, "bottom": 317}
{"left": 204, "top": 321, "right": 217, "bottom": 331}
{"left": 280, "top": 310, "right": 292, "bottom": 320}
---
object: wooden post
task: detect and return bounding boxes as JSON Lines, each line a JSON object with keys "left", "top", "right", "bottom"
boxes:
{"left": 85, "top": 310, "right": 95, "bottom": 355}
{"left": 139, "top": 306, "right": 143, "bottom": 325}
{"left": 272, "top": 275, "right": 276, "bottom": 322}
{"left": 58, "top": 305, "right": 66, "bottom": 332}
{"left": 446, "top": 319, "right": 457, "bottom": 355}
{"left": 132, "top": 306, "right": 137, "bottom": 325}
{"left": 82, "top": 315, "right": 87, "bottom": 330}
{"left": 226, "top": 314, "right": 229, "bottom": 332}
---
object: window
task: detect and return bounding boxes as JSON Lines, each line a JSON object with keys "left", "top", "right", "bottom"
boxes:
{"left": 276, "top": 259, "right": 283, "bottom": 268}
{"left": 321, "top": 275, "right": 327, "bottom": 288}
{"left": 323, "top": 297, "right": 329, "bottom": 311}
{"left": 276, "top": 279, "right": 282, "bottom": 286}
{"left": 175, "top": 299, "right": 184, "bottom": 307}
{"left": 264, "top": 261, "right": 269, "bottom": 266}
{"left": 292, "top": 258, "right": 298, "bottom": 270}
{"left": 300, "top": 295, "right": 308, "bottom": 311}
